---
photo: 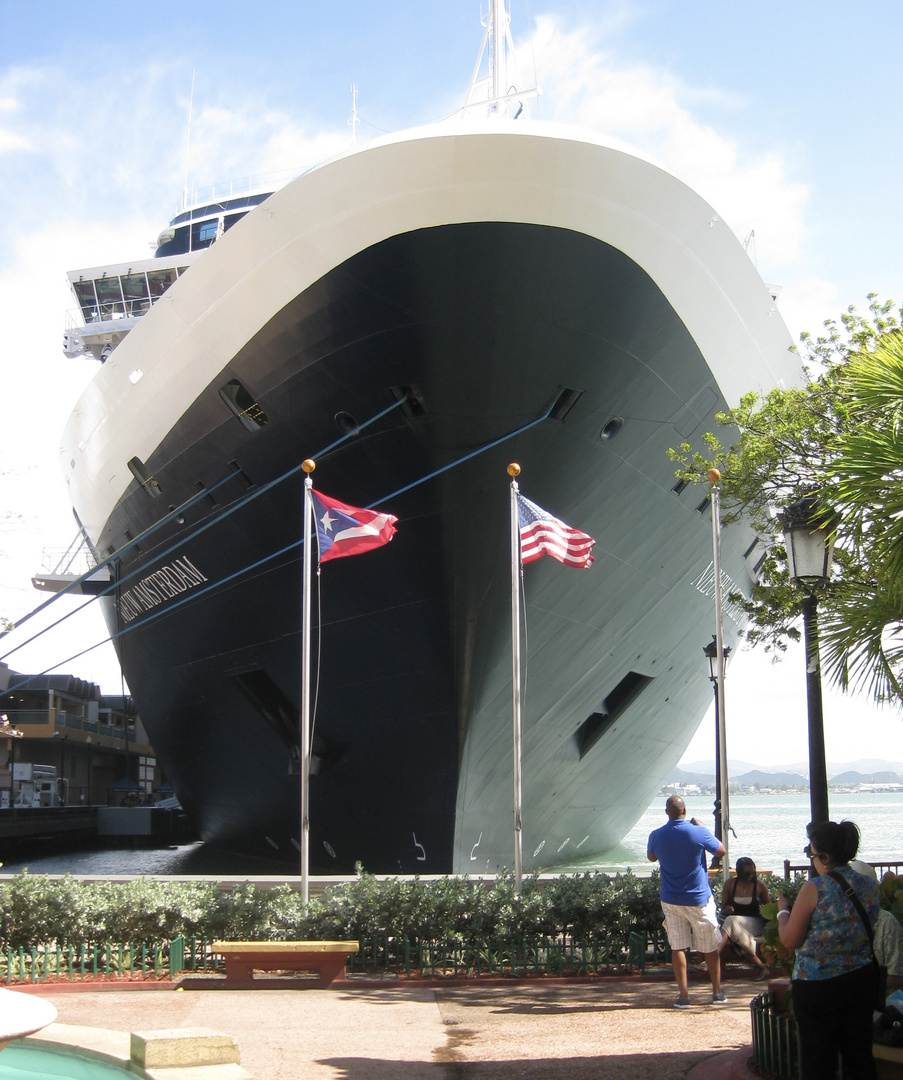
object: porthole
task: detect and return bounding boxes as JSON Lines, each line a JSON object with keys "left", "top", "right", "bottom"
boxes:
{"left": 600, "top": 417, "right": 624, "bottom": 441}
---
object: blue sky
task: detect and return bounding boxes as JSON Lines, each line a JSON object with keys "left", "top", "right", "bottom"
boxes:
{"left": 1, "top": 0, "right": 902, "bottom": 766}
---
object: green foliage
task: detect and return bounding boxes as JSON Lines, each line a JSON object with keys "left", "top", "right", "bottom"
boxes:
{"left": 543, "top": 870, "right": 662, "bottom": 939}
{"left": 667, "top": 295, "right": 903, "bottom": 703}
{"left": 758, "top": 873, "right": 810, "bottom": 974}
{"left": 0, "top": 869, "right": 665, "bottom": 952}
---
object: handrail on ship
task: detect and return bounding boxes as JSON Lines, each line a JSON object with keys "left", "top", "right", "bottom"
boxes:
{"left": 176, "top": 166, "right": 308, "bottom": 217}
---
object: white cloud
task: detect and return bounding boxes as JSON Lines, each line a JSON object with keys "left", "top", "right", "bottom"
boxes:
{"left": 0, "top": 130, "right": 30, "bottom": 153}
{"left": 524, "top": 15, "right": 809, "bottom": 271}
{"left": 775, "top": 276, "right": 841, "bottom": 343}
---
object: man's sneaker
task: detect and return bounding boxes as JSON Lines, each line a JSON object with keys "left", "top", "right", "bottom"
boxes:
{"left": 673, "top": 997, "right": 692, "bottom": 1009}
{"left": 711, "top": 992, "right": 728, "bottom": 1005}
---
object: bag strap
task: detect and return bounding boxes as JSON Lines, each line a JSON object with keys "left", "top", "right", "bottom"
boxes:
{"left": 827, "top": 869, "right": 876, "bottom": 949}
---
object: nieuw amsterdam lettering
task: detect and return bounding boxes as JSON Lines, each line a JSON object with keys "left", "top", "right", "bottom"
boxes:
{"left": 690, "top": 562, "right": 745, "bottom": 625}
{"left": 118, "top": 557, "right": 209, "bottom": 624}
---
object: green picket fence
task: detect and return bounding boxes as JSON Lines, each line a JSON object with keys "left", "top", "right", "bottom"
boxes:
{"left": 2, "top": 941, "right": 174, "bottom": 982}
{"left": 348, "top": 929, "right": 669, "bottom": 978}
{"left": 0, "top": 935, "right": 219, "bottom": 984}
{"left": 0, "top": 930, "right": 671, "bottom": 984}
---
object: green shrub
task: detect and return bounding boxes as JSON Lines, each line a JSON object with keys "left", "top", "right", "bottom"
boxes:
{"left": 0, "top": 868, "right": 665, "bottom": 951}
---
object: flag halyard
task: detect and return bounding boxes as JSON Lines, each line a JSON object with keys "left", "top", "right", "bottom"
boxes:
{"left": 517, "top": 493, "right": 595, "bottom": 569}
{"left": 311, "top": 490, "right": 398, "bottom": 562}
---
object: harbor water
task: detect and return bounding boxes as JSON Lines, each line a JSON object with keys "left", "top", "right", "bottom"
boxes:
{"left": 1, "top": 792, "right": 901, "bottom": 879}
{"left": 555, "top": 790, "right": 903, "bottom": 876}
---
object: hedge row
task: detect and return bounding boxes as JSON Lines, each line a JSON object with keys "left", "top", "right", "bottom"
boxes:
{"left": 0, "top": 868, "right": 667, "bottom": 949}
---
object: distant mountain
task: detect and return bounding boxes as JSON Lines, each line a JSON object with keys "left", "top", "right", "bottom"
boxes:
{"left": 735, "top": 769, "right": 809, "bottom": 787}
{"left": 830, "top": 770, "right": 903, "bottom": 785}
{"left": 669, "top": 767, "right": 714, "bottom": 785}
{"left": 679, "top": 760, "right": 764, "bottom": 775}
{"left": 825, "top": 760, "right": 903, "bottom": 777}
{"left": 677, "top": 758, "right": 903, "bottom": 779}
{"left": 667, "top": 762, "right": 903, "bottom": 788}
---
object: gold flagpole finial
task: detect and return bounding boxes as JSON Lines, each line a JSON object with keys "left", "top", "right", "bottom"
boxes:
{"left": 707, "top": 467, "right": 721, "bottom": 485}
{"left": 507, "top": 462, "right": 521, "bottom": 477}
{"left": 302, "top": 459, "right": 316, "bottom": 475}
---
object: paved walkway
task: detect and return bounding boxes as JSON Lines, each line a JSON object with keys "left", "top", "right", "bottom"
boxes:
{"left": 24, "top": 970, "right": 764, "bottom": 1079}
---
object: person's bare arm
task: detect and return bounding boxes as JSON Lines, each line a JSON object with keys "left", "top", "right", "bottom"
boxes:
{"left": 777, "top": 881, "right": 817, "bottom": 950}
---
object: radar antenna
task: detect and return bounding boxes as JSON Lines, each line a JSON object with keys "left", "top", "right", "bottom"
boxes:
{"left": 464, "top": 0, "right": 540, "bottom": 118}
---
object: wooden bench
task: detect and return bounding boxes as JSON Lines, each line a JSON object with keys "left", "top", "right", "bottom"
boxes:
{"left": 210, "top": 940, "right": 359, "bottom": 989}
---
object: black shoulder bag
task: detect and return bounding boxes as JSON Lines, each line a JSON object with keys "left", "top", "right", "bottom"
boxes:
{"left": 827, "top": 869, "right": 888, "bottom": 1010}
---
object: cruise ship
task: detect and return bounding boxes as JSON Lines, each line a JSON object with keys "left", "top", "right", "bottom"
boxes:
{"left": 42, "top": 4, "right": 800, "bottom": 874}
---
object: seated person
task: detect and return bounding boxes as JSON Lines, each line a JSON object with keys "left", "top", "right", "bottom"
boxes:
{"left": 717, "top": 856, "right": 771, "bottom": 978}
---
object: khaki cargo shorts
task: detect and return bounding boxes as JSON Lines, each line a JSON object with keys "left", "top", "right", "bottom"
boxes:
{"left": 661, "top": 896, "right": 722, "bottom": 953}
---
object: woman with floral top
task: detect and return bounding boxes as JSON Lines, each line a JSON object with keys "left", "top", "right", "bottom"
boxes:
{"left": 777, "top": 820, "right": 881, "bottom": 1080}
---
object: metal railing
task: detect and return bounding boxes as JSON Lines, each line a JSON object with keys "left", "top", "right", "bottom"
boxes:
{"left": 175, "top": 168, "right": 302, "bottom": 217}
{"left": 348, "top": 929, "right": 669, "bottom": 978}
{"left": 2, "top": 939, "right": 183, "bottom": 983}
{"left": 0, "top": 930, "right": 670, "bottom": 985}
{"left": 784, "top": 859, "right": 903, "bottom": 879}
{"left": 750, "top": 990, "right": 800, "bottom": 1079}
{"left": 1, "top": 710, "right": 52, "bottom": 727}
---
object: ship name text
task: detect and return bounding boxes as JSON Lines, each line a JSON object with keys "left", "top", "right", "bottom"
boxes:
{"left": 691, "top": 562, "right": 744, "bottom": 625}
{"left": 118, "top": 557, "right": 209, "bottom": 624}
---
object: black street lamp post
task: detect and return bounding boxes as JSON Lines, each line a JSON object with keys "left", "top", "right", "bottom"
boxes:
{"left": 703, "top": 637, "right": 731, "bottom": 866}
{"left": 779, "top": 495, "right": 838, "bottom": 827}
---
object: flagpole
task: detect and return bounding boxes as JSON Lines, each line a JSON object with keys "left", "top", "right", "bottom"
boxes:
{"left": 507, "top": 462, "right": 523, "bottom": 893}
{"left": 300, "top": 458, "right": 316, "bottom": 905}
{"left": 708, "top": 467, "right": 730, "bottom": 877}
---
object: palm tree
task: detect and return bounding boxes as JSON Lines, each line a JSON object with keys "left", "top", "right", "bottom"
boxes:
{"left": 818, "top": 329, "right": 903, "bottom": 702}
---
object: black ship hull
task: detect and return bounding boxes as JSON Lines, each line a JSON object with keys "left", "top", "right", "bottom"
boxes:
{"left": 61, "top": 125, "right": 799, "bottom": 873}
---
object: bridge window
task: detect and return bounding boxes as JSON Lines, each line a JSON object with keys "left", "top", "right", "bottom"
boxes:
{"left": 95, "top": 275, "right": 124, "bottom": 317}
{"left": 147, "top": 268, "right": 178, "bottom": 297}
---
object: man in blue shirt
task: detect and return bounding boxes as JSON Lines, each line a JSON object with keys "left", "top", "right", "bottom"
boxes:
{"left": 648, "top": 794, "right": 726, "bottom": 1008}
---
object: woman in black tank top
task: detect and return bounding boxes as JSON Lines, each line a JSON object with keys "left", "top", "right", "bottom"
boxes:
{"left": 716, "top": 857, "right": 771, "bottom": 978}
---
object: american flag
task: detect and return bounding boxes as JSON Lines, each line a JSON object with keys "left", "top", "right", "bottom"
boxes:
{"left": 517, "top": 493, "right": 595, "bottom": 569}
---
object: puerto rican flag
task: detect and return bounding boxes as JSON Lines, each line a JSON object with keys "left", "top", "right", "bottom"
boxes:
{"left": 517, "top": 493, "right": 595, "bottom": 569}
{"left": 311, "top": 490, "right": 398, "bottom": 563}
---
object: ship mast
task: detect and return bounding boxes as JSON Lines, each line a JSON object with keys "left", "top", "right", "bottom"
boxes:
{"left": 349, "top": 84, "right": 359, "bottom": 147}
{"left": 464, "top": 0, "right": 539, "bottom": 118}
